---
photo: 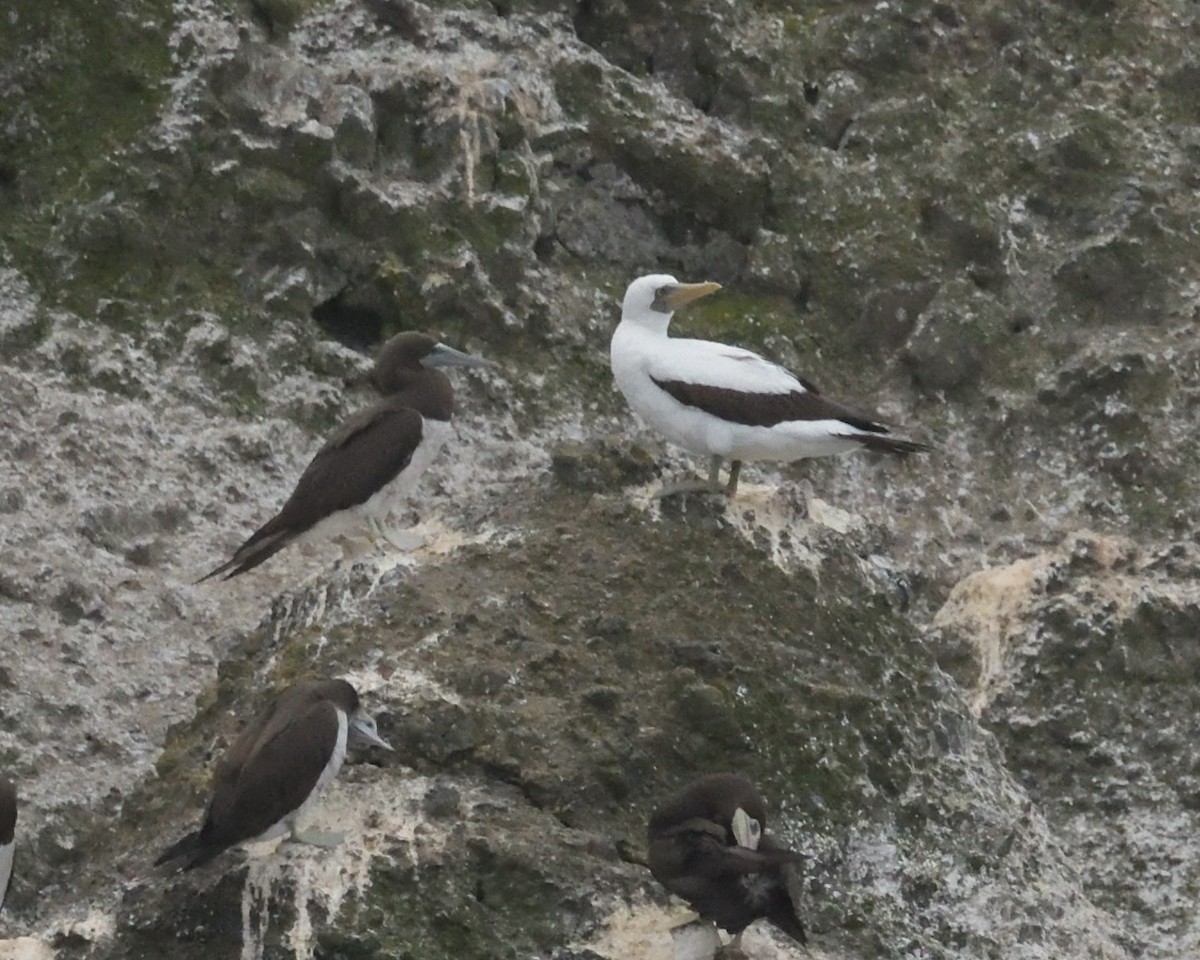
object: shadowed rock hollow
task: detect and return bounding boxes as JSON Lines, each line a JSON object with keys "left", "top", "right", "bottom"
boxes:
{"left": 1, "top": 1, "right": 1199, "bottom": 958}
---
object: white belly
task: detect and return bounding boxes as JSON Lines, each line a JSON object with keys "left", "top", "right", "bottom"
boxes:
{"left": 301, "top": 416, "right": 454, "bottom": 544}
{"left": 0, "top": 839, "right": 13, "bottom": 910}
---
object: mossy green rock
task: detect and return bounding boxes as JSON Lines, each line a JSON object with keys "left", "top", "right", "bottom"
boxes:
{"left": 4, "top": 0, "right": 1200, "bottom": 958}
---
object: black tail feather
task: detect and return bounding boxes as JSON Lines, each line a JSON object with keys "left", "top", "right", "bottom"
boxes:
{"left": 154, "top": 830, "right": 227, "bottom": 872}
{"left": 154, "top": 829, "right": 202, "bottom": 868}
{"left": 856, "top": 434, "right": 932, "bottom": 456}
{"left": 769, "top": 907, "right": 808, "bottom": 947}
{"left": 195, "top": 529, "right": 294, "bottom": 584}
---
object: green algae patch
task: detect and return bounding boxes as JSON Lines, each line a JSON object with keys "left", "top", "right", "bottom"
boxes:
{"left": 357, "top": 849, "right": 591, "bottom": 960}
{"left": 0, "top": 0, "right": 177, "bottom": 324}
{"left": 0, "top": 0, "right": 174, "bottom": 212}
{"left": 681, "top": 291, "right": 804, "bottom": 354}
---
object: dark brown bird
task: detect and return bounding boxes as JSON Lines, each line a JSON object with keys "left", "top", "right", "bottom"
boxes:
{"left": 0, "top": 777, "right": 15, "bottom": 912}
{"left": 648, "top": 773, "right": 806, "bottom": 951}
{"left": 199, "top": 331, "right": 489, "bottom": 580}
{"left": 155, "top": 679, "right": 391, "bottom": 871}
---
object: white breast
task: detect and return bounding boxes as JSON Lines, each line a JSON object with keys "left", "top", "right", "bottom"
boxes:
{"left": 312, "top": 708, "right": 349, "bottom": 797}
{"left": 363, "top": 415, "right": 454, "bottom": 519}
{"left": 612, "top": 325, "right": 744, "bottom": 458}
{"left": 612, "top": 324, "right": 870, "bottom": 463}
{"left": 0, "top": 838, "right": 14, "bottom": 910}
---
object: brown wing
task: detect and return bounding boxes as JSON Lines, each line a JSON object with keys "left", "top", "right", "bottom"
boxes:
{"left": 650, "top": 817, "right": 800, "bottom": 885}
{"left": 200, "top": 400, "right": 426, "bottom": 579}
{"left": 0, "top": 778, "right": 14, "bottom": 844}
{"left": 209, "top": 682, "right": 328, "bottom": 789}
{"left": 652, "top": 377, "right": 891, "bottom": 432}
{"left": 199, "top": 700, "right": 340, "bottom": 853}
{"left": 258, "top": 401, "right": 424, "bottom": 538}
{"left": 650, "top": 822, "right": 804, "bottom": 942}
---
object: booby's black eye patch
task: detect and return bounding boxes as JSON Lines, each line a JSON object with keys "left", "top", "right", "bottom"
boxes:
{"left": 651, "top": 286, "right": 673, "bottom": 312}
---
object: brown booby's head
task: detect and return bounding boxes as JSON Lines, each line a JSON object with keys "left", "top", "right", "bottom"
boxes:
{"left": 316, "top": 678, "right": 393, "bottom": 751}
{"left": 286, "top": 679, "right": 393, "bottom": 751}
{"left": 372, "top": 331, "right": 490, "bottom": 395}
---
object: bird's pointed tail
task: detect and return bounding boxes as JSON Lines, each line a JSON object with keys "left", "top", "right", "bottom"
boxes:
{"left": 195, "top": 529, "right": 294, "bottom": 584}
{"left": 770, "top": 908, "right": 809, "bottom": 947}
{"left": 154, "top": 829, "right": 226, "bottom": 872}
{"left": 856, "top": 434, "right": 932, "bottom": 456}
{"left": 154, "top": 829, "right": 202, "bottom": 869}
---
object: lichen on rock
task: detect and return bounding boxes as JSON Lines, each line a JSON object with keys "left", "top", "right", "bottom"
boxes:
{"left": 2, "top": 0, "right": 1200, "bottom": 958}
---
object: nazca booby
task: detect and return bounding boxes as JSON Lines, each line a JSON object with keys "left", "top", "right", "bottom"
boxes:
{"left": 610, "top": 274, "right": 929, "bottom": 495}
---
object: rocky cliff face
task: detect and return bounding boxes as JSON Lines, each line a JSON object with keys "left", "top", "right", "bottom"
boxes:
{"left": 1, "top": 1, "right": 1198, "bottom": 958}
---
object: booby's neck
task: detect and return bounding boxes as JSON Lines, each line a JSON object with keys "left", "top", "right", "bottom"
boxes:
{"left": 378, "top": 367, "right": 455, "bottom": 421}
{"left": 617, "top": 309, "right": 675, "bottom": 339}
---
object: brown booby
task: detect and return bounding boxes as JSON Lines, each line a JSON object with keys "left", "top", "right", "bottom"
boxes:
{"left": 610, "top": 274, "right": 930, "bottom": 496}
{"left": 200, "top": 331, "right": 489, "bottom": 580}
{"left": 648, "top": 773, "right": 806, "bottom": 951}
{"left": 0, "top": 777, "right": 14, "bottom": 912}
{"left": 155, "top": 679, "right": 392, "bottom": 871}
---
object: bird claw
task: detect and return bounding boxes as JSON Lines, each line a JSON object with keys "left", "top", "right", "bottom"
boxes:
{"left": 366, "top": 517, "right": 425, "bottom": 552}
{"left": 654, "top": 457, "right": 740, "bottom": 499}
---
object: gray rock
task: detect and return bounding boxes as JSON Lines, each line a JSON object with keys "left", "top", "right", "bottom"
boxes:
{"left": 4, "top": 0, "right": 1200, "bottom": 957}
{"left": 903, "top": 280, "right": 1008, "bottom": 395}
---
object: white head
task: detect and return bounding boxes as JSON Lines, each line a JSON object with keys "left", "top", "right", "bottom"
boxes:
{"left": 348, "top": 710, "right": 393, "bottom": 751}
{"left": 731, "top": 805, "right": 762, "bottom": 850}
{"left": 620, "top": 274, "right": 722, "bottom": 327}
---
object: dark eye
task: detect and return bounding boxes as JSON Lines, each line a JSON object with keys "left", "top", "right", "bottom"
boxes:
{"left": 655, "top": 286, "right": 670, "bottom": 300}
{"left": 750, "top": 821, "right": 760, "bottom": 835}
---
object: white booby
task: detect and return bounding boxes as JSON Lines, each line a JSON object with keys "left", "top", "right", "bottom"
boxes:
{"left": 200, "top": 331, "right": 489, "bottom": 580}
{"left": 648, "top": 773, "right": 806, "bottom": 951}
{"left": 0, "top": 777, "right": 14, "bottom": 912}
{"left": 610, "top": 274, "right": 930, "bottom": 495}
{"left": 155, "top": 678, "right": 392, "bottom": 871}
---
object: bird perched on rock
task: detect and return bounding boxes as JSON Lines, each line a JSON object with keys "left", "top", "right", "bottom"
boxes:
{"left": 200, "top": 331, "right": 490, "bottom": 580}
{"left": 155, "top": 679, "right": 392, "bottom": 871}
{"left": 610, "top": 274, "right": 930, "bottom": 496}
{"left": 648, "top": 773, "right": 806, "bottom": 952}
{"left": 0, "top": 777, "right": 15, "bottom": 912}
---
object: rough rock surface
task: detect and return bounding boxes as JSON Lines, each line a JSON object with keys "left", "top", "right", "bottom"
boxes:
{"left": 1, "top": 0, "right": 1199, "bottom": 958}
